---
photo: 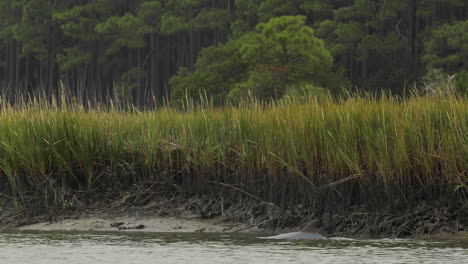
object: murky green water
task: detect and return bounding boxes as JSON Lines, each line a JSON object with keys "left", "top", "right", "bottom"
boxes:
{"left": 0, "top": 230, "right": 467, "bottom": 264}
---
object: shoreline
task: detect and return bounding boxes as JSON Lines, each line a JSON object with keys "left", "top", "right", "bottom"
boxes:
{"left": 17, "top": 214, "right": 256, "bottom": 234}
{"left": 12, "top": 214, "right": 468, "bottom": 241}
{"left": 6, "top": 213, "right": 468, "bottom": 242}
{"left": 1, "top": 193, "right": 466, "bottom": 239}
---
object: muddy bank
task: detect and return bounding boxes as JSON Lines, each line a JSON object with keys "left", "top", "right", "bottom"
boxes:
{"left": 17, "top": 215, "right": 252, "bottom": 233}
{"left": 0, "top": 195, "right": 264, "bottom": 234}
{"left": 1, "top": 190, "right": 466, "bottom": 238}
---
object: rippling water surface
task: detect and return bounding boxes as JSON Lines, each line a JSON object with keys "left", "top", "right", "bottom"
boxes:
{"left": 0, "top": 230, "right": 466, "bottom": 264}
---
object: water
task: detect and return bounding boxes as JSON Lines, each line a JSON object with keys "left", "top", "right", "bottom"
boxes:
{"left": 0, "top": 230, "right": 467, "bottom": 264}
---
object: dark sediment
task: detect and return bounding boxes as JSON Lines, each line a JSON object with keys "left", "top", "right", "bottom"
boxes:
{"left": 1, "top": 184, "right": 466, "bottom": 238}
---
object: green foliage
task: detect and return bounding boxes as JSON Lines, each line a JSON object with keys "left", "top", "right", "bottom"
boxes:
{"left": 96, "top": 13, "right": 151, "bottom": 54}
{"left": 53, "top": 2, "right": 106, "bottom": 41}
{"left": 454, "top": 71, "right": 468, "bottom": 96}
{"left": 12, "top": 0, "right": 51, "bottom": 60}
{"left": 170, "top": 41, "right": 247, "bottom": 104}
{"left": 56, "top": 46, "right": 92, "bottom": 71}
{"left": 11, "top": 23, "right": 48, "bottom": 60}
{"left": 282, "top": 83, "right": 331, "bottom": 103}
{"left": 115, "top": 67, "right": 145, "bottom": 99}
{"left": 423, "top": 21, "right": 468, "bottom": 74}
{"left": 138, "top": 0, "right": 162, "bottom": 30}
{"left": 231, "top": 69, "right": 284, "bottom": 99}
{"left": 257, "top": 0, "right": 301, "bottom": 22}
{"left": 171, "top": 15, "right": 336, "bottom": 102}
{"left": 301, "top": 0, "right": 334, "bottom": 19}
{"left": 230, "top": 0, "right": 262, "bottom": 36}
{"left": 191, "top": 9, "right": 230, "bottom": 31}
{"left": 160, "top": 0, "right": 229, "bottom": 34}
{"left": 0, "top": 0, "right": 467, "bottom": 104}
{"left": 235, "top": 15, "right": 334, "bottom": 98}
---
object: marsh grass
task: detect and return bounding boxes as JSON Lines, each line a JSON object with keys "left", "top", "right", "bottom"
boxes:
{"left": 0, "top": 92, "right": 466, "bottom": 214}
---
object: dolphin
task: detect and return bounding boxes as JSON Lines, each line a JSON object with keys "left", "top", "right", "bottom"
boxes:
{"left": 259, "top": 221, "right": 327, "bottom": 240}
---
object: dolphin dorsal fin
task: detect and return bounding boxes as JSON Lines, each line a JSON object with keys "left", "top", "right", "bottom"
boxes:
{"left": 302, "top": 221, "right": 319, "bottom": 233}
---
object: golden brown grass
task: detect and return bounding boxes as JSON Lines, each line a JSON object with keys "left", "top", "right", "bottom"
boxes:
{"left": 0, "top": 93, "right": 466, "bottom": 210}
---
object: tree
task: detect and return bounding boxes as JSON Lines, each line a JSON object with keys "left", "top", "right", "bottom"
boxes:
{"left": 257, "top": 0, "right": 301, "bottom": 22}
{"left": 422, "top": 21, "right": 468, "bottom": 74}
{"left": 160, "top": 0, "right": 231, "bottom": 68}
{"left": 0, "top": 0, "right": 467, "bottom": 103}
{"left": 53, "top": 0, "right": 125, "bottom": 98}
{"left": 234, "top": 15, "right": 334, "bottom": 98}
{"left": 170, "top": 40, "right": 247, "bottom": 105}
{"left": 171, "top": 15, "right": 336, "bottom": 102}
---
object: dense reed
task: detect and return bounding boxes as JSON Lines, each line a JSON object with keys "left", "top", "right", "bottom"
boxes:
{"left": 0, "top": 93, "right": 466, "bottom": 212}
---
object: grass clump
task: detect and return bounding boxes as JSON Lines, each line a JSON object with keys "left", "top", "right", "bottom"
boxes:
{"left": 0, "top": 93, "right": 466, "bottom": 214}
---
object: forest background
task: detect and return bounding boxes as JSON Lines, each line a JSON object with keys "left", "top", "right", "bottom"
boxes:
{"left": 0, "top": 0, "right": 466, "bottom": 105}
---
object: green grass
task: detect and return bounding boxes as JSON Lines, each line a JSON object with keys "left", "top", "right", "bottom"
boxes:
{"left": 0, "top": 93, "right": 466, "bottom": 213}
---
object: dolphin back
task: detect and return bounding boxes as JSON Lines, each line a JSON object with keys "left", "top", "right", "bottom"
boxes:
{"left": 259, "top": 231, "right": 327, "bottom": 240}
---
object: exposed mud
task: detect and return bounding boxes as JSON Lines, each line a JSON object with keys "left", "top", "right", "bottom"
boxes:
{"left": 17, "top": 215, "right": 250, "bottom": 233}
{"left": 0, "top": 187, "right": 466, "bottom": 239}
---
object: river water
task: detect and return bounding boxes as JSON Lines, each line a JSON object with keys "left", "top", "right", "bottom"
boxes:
{"left": 0, "top": 230, "right": 466, "bottom": 264}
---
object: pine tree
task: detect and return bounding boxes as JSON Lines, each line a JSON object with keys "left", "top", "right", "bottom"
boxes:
{"left": 423, "top": 21, "right": 468, "bottom": 74}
